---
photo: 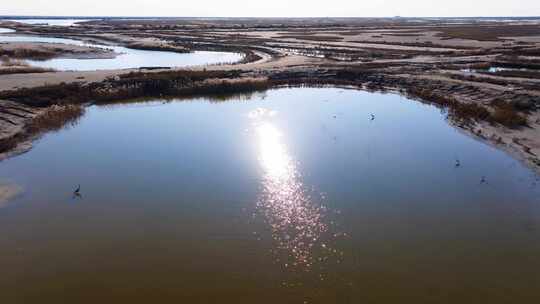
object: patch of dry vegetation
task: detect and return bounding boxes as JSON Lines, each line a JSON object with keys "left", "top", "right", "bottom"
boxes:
{"left": 126, "top": 42, "right": 190, "bottom": 53}
{"left": 409, "top": 87, "right": 528, "bottom": 128}
{"left": 26, "top": 105, "right": 85, "bottom": 134}
{"left": 490, "top": 101, "right": 529, "bottom": 128}
{"left": 0, "top": 136, "right": 18, "bottom": 154}
{"left": 0, "top": 55, "right": 53, "bottom": 75}
{"left": 351, "top": 39, "right": 475, "bottom": 50}
{"left": 0, "top": 55, "right": 28, "bottom": 67}
{"left": 0, "top": 48, "right": 58, "bottom": 60}
{"left": 432, "top": 25, "right": 540, "bottom": 41}
{"left": 0, "top": 70, "right": 270, "bottom": 107}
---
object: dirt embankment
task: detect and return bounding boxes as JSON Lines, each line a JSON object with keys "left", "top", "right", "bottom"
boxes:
{"left": 0, "top": 99, "right": 46, "bottom": 160}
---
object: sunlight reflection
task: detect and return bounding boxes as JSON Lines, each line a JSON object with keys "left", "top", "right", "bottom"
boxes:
{"left": 257, "top": 123, "right": 292, "bottom": 180}
{"left": 250, "top": 108, "right": 342, "bottom": 270}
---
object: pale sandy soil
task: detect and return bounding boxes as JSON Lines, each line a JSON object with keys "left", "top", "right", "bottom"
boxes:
{"left": 0, "top": 69, "right": 129, "bottom": 90}
{"left": 476, "top": 119, "right": 540, "bottom": 173}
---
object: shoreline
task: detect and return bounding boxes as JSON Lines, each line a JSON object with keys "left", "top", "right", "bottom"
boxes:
{"left": 0, "top": 72, "right": 539, "bottom": 176}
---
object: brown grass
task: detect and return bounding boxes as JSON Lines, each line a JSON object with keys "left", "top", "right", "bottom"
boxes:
{"left": 407, "top": 87, "right": 491, "bottom": 123}
{"left": 1, "top": 55, "right": 28, "bottom": 67}
{"left": 409, "top": 87, "right": 528, "bottom": 128}
{"left": 351, "top": 40, "right": 475, "bottom": 50}
{"left": 491, "top": 103, "right": 528, "bottom": 128}
{"left": 26, "top": 105, "right": 85, "bottom": 134}
{"left": 0, "top": 70, "right": 269, "bottom": 107}
{"left": 0, "top": 48, "right": 58, "bottom": 60}
{"left": 0, "top": 56, "right": 54, "bottom": 75}
{"left": 0, "top": 136, "right": 18, "bottom": 154}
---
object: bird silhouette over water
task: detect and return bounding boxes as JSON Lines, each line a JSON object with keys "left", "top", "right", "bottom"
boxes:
{"left": 370, "top": 114, "right": 375, "bottom": 121}
{"left": 455, "top": 159, "right": 461, "bottom": 168}
{"left": 480, "top": 176, "right": 487, "bottom": 184}
{"left": 73, "top": 184, "right": 82, "bottom": 199}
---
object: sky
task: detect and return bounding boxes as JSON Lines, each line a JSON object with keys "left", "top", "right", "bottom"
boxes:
{"left": 0, "top": 0, "right": 538, "bottom": 17}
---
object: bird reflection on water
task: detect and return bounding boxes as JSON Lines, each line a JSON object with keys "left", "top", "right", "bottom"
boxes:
{"left": 250, "top": 108, "right": 343, "bottom": 271}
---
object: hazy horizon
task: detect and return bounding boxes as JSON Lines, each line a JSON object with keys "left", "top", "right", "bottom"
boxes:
{"left": 1, "top": 0, "right": 538, "bottom": 18}
{"left": 2, "top": 15, "right": 540, "bottom": 19}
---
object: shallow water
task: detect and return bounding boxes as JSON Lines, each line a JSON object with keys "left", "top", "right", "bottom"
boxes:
{"left": 488, "top": 66, "right": 536, "bottom": 73}
{"left": 0, "top": 27, "right": 15, "bottom": 33}
{"left": 0, "top": 88, "right": 539, "bottom": 303}
{"left": 462, "top": 66, "right": 535, "bottom": 73}
{"left": 0, "top": 35, "right": 243, "bottom": 70}
{"left": 3, "top": 19, "right": 91, "bottom": 26}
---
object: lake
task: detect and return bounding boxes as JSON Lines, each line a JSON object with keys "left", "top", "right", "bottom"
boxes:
{"left": 0, "top": 88, "right": 539, "bottom": 303}
{"left": 0, "top": 34, "right": 243, "bottom": 70}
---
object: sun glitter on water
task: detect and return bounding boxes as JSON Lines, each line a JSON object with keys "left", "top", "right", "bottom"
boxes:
{"left": 249, "top": 108, "right": 343, "bottom": 271}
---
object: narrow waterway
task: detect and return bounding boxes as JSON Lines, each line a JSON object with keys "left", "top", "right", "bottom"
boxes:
{"left": 0, "top": 34, "right": 243, "bottom": 70}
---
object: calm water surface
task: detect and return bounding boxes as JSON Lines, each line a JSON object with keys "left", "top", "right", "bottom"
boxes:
{"left": 0, "top": 27, "right": 15, "bottom": 33}
{"left": 0, "top": 35, "right": 243, "bottom": 70}
{"left": 462, "top": 67, "right": 536, "bottom": 74}
{"left": 0, "top": 88, "right": 539, "bottom": 303}
{"left": 4, "top": 19, "right": 91, "bottom": 26}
